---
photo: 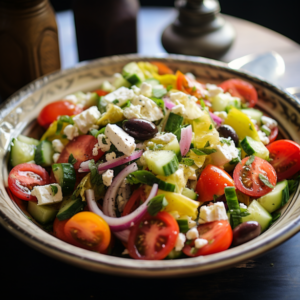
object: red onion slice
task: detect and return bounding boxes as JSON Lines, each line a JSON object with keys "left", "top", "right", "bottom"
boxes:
{"left": 180, "top": 125, "right": 192, "bottom": 156}
{"left": 209, "top": 112, "right": 223, "bottom": 126}
{"left": 86, "top": 182, "right": 158, "bottom": 232}
{"left": 163, "top": 96, "right": 175, "bottom": 110}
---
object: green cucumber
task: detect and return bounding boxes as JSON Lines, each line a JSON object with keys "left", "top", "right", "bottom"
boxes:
{"left": 181, "top": 187, "right": 197, "bottom": 200}
{"left": 34, "top": 140, "right": 54, "bottom": 167}
{"left": 144, "top": 78, "right": 161, "bottom": 88}
{"left": 242, "top": 200, "right": 272, "bottom": 231}
{"left": 257, "top": 180, "right": 289, "bottom": 213}
{"left": 122, "top": 62, "right": 145, "bottom": 85}
{"left": 27, "top": 201, "right": 58, "bottom": 225}
{"left": 113, "top": 75, "right": 131, "bottom": 89}
{"left": 17, "top": 135, "right": 39, "bottom": 146}
{"left": 56, "top": 197, "right": 85, "bottom": 221}
{"left": 162, "top": 137, "right": 182, "bottom": 161}
{"left": 10, "top": 138, "right": 36, "bottom": 167}
{"left": 165, "top": 112, "right": 183, "bottom": 133}
{"left": 241, "top": 108, "right": 263, "bottom": 125}
{"left": 241, "top": 136, "right": 269, "bottom": 160}
{"left": 52, "top": 163, "right": 76, "bottom": 196}
{"left": 144, "top": 150, "right": 179, "bottom": 176}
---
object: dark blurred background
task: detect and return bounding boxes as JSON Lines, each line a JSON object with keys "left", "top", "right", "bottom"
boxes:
{"left": 50, "top": 0, "right": 300, "bottom": 45}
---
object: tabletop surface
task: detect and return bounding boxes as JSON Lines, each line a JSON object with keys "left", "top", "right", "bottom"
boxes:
{"left": 2, "top": 7, "right": 300, "bottom": 299}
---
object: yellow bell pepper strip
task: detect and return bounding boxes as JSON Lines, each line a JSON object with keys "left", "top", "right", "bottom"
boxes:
{"left": 96, "top": 103, "right": 125, "bottom": 127}
{"left": 40, "top": 121, "right": 69, "bottom": 145}
{"left": 156, "top": 168, "right": 187, "bottom": 194}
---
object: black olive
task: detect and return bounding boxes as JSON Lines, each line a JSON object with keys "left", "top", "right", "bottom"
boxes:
{"left": 217, "top": 125, "right": 239, "bottom": 147}
{"left": 232, "top": 221, "right": 261, "bottom": 246}
{"left": 122, "top": 119, "right": 158, "bottom": 140}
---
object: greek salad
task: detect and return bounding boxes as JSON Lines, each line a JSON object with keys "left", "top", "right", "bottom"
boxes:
{"left": 7, "top": 61, "right": 300, "bottom": 260}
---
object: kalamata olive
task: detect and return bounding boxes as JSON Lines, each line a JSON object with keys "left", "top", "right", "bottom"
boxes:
{"left": 217, "top": 125, "right": 239, "bottom": 147}
{"left": 122, "top": 119, "right": 158, "bottom": 140}
{"left": 232, "top": 221, "right": 262, "bottom": 246}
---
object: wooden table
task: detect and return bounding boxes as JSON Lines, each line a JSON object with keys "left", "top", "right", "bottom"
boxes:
{"left": 2, "top": 8, "right": 300, "bottom": 299}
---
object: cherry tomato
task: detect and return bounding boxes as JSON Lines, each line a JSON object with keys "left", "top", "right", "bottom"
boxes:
{"left": 37, "top": 100, "right": 83, "bottom": 129}
{"left": 267, "top": 140, "right": 300, "bottom": 181}
{"left": 128, "top": 212, "right": 179, "bottom": 260}
{"left": 176, "top": 71, "right": 206, "bottom": 99}
{"left": 196, "top": 165, "right": 235, "bottom": 202}
{"left": 150, "top": 61, "right": 174, "bottom": 75}
{"left": 53, "top": 218, "right": 69, "bottom": 242}
{"left": 64, "top": 211, "right": 111, "bottom": 253}
{"left": 219, "top": 79, "right": 258, "bottom": 108}
{"left": 57, "top": 135, "right": 104, "bottom": 169}
{"left": 93, "top": 89, "right": 108, "bottom": 97}
{"left": 8, "top": 163, "right": 50, "bottom": 201}
{"left": 233, "top": 156, "right": 277, "bottom": 197}
{"left": 122, "top": 186, "right": 146, "bottom": 216}
{"left": 183, "top": 220, "right": 232, "bottom": 256}
{"left": 267, "top": 126, "right": 279, "bottom": 144}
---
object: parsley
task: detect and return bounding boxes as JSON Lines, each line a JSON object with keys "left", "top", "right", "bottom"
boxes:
{"left": 192, "top": 86, "right": 197, "bottom": 92}
{"left": 68, "top": 154, "right": 77, "bottom": 165}
{"left": 190, "top": 247, "right": 198, "bottom": 255}
{"left": 270, "top": 212, "right": 281, "bottom": 226}
{"left": 89, "top": 159, "right": 103, "bottom": 186}
{"left": 249, "top": 124, "right": 253, "bottom": 131}
{"left": 176, "top": 219, "right": 189, "bottom": 233}
{"left": 56, "top": 115, "right": 74, "bottom": 134}
{"left": 147, "top": 194, "right": 168, "bottom": 216}
{"left": 121, "top": 100, "right": 131, "bottom": 109}
{"left": 220, "top": 138, "right": 231, "bottom": 146}
{"left": 213, "top": 194, "right": 219, "bottom": 202}
{"left": 50, "top": 185, "right": 58, "bottom": 195}
{"left": 200, "top": 99, "right": 206, "bottom": 109}
{"left": 288, "top": 175, "right": 300, "bottom": 194}
{"left": 181, "top": 158, "right": 194, "bottom": 166}
{"left": 258, "top": 174, "right": 275, "bottom": 188}
{"left": 204, "top": 141, "right": 210, "bottom": 148}
{"left": 209, "top": 124, "right": 213, "bottom": 130}
{"left": 150, "top": 97, "right": 166, "bottom": 115}
{"left": 102, "top": 137, "right": 107, "bottom": 145}
{"left": 112, "top": 99, "right": 119, "bottom": 105}
{"left": 229, "top": 157, "right": 241, "bottom": 165}
{"left": 245, "top": 155, "right": 255, "bottom": 166}
{"left": 261, "top": 126, "right": 271, "bottom": 136}
{"left": 166, "top": 85, "right": 173, "bottom": 91}
{"left": 191, "top": 148, "right": 217, "bottom": 155}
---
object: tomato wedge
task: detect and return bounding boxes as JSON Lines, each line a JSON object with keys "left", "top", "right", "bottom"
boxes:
{"left": 8, "top": 163, "right": 50, "bottom": 201}
{"left": 53, "top": 218, "right": 69, "bottom": 242}
{"left": 64, "top": 211, "right": 111, "bottom": 253}
{"left": 267, "top": 140, "right": 300, "bottom": 181}
{"left": 122, "top": 186, "right": 146, "bottom": 216}
{"left": 176, "top": 71, "right": 206, "bottom": 99}
{"left": 93, "top": 89, "right": 108, "bottom": 97}
{"left": 183, "top": 220, "right": 232, "bottom": 256}
{"left": 196, "top": 165, "right": 235, "bottom": 202}
{"left": 57, "top": 135, "right": 104, "bottom": 169}
{"left": 219, "top": 79, "right": 258, "bottom": 108}
{"left": 233, "top": 156, "right": 277, "bottom": 197}
{"left": 37, "top": 100, "right": 83, "bottom": 129}
{"left": 268, "top": 126, "right": 279, "bottom": 144}
{"left": 128, "top": 212, "right": 179, "bottom": 260}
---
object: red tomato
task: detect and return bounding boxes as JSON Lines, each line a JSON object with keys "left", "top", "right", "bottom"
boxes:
{"left": 176, "top": 71, "right": 206, "bottom": 99}
{"left": 93, "top": 89, "right": 108, "bottom": 97}
{"left": 8, "top": 163, "right": 50, "bottom": 201}
{"left": 196, "top": 165, "right": 235, "bottom": 202}
{"left": 183, "top": 220, "right": 232, "bottom": 256}
{"left": 267, "top": 126, "right": 279, "bottom": 144}
{"left": 64, "top": 211, "right": 111, "bottom": 253}
{"left": 37, "top": 100, "right": 83, "bottom": 129}
{"left": 219, "top": 79, "right": 258, "bottom": 108}
{"left": 233, "top": 156, "right": 277, "bottom": 197}
{"left": 57, "top": 135, "right": 104, "bottom": 169}
{"left": 267, "top": 140, "right": 300, "bottom": 181}
{"left": 122, "top": 186, "right": 146, "bottom": 216}
{"left": 128, "top": 212, "right": 179, "bottom": 260}
{"left": 53, "top": 218, "right": 69, "bottom": 242}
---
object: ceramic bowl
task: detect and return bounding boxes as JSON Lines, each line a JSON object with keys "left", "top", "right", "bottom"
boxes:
{"left": 1, "top": 54, "right": 300, "bottom": 277}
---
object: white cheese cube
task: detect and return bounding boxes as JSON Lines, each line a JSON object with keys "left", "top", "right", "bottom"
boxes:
{"left": 258, "top": 130, "right": 270, "bottom": 145}
{"left": 73, "top": 106, "right": 101, "bottom": 134}
{"left": 31, "top": 184, "right": 63, "bottom": 205}
{"left": 52, "top": 139, "right": 64, "bottom": 153}
{"left": 122, "top": 104, "right": 141, "bottom": 119}
{"left": 63, "top": 124, "right": 79, "bottom": 140}
{"left": 194, "top": 238, "right": 208, "bottom": 249}
{"left": 198, "top": 202, "right": 228, "bottom": 224}
{"left": 175, "top": 233, "right": 186, "bottom": 251}
{"left": 106, "top": 152, "right": 116, "bottom": 161}
{"left": 97, "top": 134, "right": 111, "bottom": 152}
{"left": 139, "top": 82, "right": 152, "bottom": 97}
{"left": 102, "top": 169, "right": 114, "bottom": 186}
{"left": 206, "top": 83, "right": 223, "bottom": 97}
{"left": 103, "top": 87, "right": 135, "bottom": 107}
{"left": 105, "top": 124, "right": 136, "bottom": 156}
{"left": 53, "top": 153, "right": 60, "bottom": 163}
{"left": 261, "top": 116, "right": 277, "bottom": 129}
{"left": 186, "top": 227, "right": 199, "bottom": 240}
{"left": 172, "top": 103, "right": 186, "bottom": 116}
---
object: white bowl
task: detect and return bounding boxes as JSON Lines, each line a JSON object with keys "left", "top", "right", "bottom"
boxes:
{"left": 1, "top": 54, "right": 300, "bottom": 277}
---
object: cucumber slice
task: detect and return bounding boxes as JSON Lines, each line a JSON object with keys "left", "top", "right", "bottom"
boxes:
{"left": 162, "top": 137, "right": 182, "bottom": 161}
{"left": 27, "top": 201, "right": 58, "bottom": 225}
{"left": 182, "top": 187, "right": 197, "bottom": 200}
{"left": 165, "top": 112, "right": 183, "bottom": 133}
{"left": 122, "top": 62, "right": 145, "bottom": 85}
{"left": 242, "top": 200, "right": 272, "bottom": 231}
{"left": 112, "top": 74, "right": 131, "bottom": 89}
{"left": 17, "top": 135, "right": 39, "bottom": 146}
{"left": 257, "top": 180, "right": 289, "bottom": 213}
{"left": 241, "top": 108, "right": 263, "bottom": 125}
{"left": 145, "top": 78, "right": 161, "bottom": 88}
{"left": 144, "top": 150, "right": 179, "bottom": 176}
{"left": 52, "top": 163, "right": 76, "bottom": 196}
{"left": 56, "top": 197, "right": 85, "bottom": 221}
{"left": 34, "top": 140, "right": 54, "bottom": 167}
{"left": 10, "top": 138, "right": 36, "bottom": 167}
{"left": 240, "top": 136, "right": 269, "bottom": 160}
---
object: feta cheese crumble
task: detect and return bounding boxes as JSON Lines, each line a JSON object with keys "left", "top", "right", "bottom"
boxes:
{"left": 175, "top": 233, "right": 186, "bottom": 251}
{"left": 53, "top": 153, "right": 60, "bottom": 163}
{"left": 194, "top": 238, "right": 208, "bottom": 249}
{"left": 198, "top": 202, "right": 228, "bottom": 224}
{"left": 103, "top": 86, "right": 135, "bottom": 107}
{"left": 258, "top": 130, "right": 270, "bottom": 145}
{"left": 186, "top": 227, "right": 199, "bottom": 240}
{"left": 106, "top": 152, "right": 116, "bottom": 161}
{"left": 72, "top": 106, "right": 100, "bottom": 134}
{"left": 31, "top": 184, "right": 63, "bottom": 205}
{"left": 64, "top": 124, "right": 79, "bottom": 140}
{"left": 102, "top": 169, "right": 114, "bottom": 186}
{"left": 52, "top": 139, "right": 64, "bottom": 153}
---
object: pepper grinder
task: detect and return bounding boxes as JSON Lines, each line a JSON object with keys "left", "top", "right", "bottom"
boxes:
{"left": 161, "top": 0, "right": 235, "bottom": 60}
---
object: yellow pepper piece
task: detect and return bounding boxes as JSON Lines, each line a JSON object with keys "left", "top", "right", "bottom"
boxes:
{"left": 96, "top": 104, "right": 125, "bottom": 127}
{"left": 185, "top": 150, "right": 206, "bottom": 168}
{"left": 224, "top": 107, "right": 260, "bottom": 141}
{"left": 158, "top": 190, "right": 200, "bottom": 219}
{"left": 137, "top": 61, "right": 159, "bottom": 78}
{"left": 157, "top": 168, "right": 187, "bottom": 194}
{"left": 153, "top": 73, "right": 177, "bottom": 88}
{"left": 40, "top": 121, "right": 69, "bottom": 145}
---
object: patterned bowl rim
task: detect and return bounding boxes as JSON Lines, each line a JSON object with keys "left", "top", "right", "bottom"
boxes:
{"left": 1, "top": 53, "right": 300, "bottom": 277}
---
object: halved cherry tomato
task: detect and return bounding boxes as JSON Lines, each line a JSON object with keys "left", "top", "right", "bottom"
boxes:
{"left": 267, "top": 126, "right": 278, "bottom": 144}
{"left": 196, "top": 165, "right": 235, "bottom": 202}
{"left": 122, "top": 186, "right": 146, "bottom": 216}
{"left": 128, "top": 212, "right": 179, "bottom": 260}
{"left": 57, "top": 135, "right": 104, "bottom": 169}
{"left": 93, "top": 89, "right": 108, "bottom": 97}
{"left": 53, "top": 217, "right": 69, "bottom": 242}
{"left": 37, "top": 100, "right": 83, "bottom": 129}
{"left": 183, "top": 220, "right": 232, "bottom": 257}
{"left": 64, "top": 211, "right": 111, "bottom": 253}
{"left": 219, "top": 79, "right": 258, "bottom": 108}
{"left": 8, "top": 163, "right": 50, "bottom": 201}
{"left": 233, "top": 156, "right": 277, "bottom": 197}
{"left": 176, "top": 71, "right": 206, "bottom": 99}
{"left": 267, "top": 140, "right": 300, "bottom": 181}
{"left": 150, "top": 61, "right": 174, "bottom": 75}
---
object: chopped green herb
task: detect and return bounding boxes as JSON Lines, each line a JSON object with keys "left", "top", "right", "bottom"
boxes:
{"left": 120, "top": 100, "right": 131, "bottom": 109}
{"left": 150, "top": 97, "right": 166, "bottom": 115}
{"left": 50, "top": 185, "right": 58, "bottom": 195}
{"left": 245, "top": 155, "right": 255, "bottom": 166}
{"left": 176, "top": 219, "right": 189, "bottom": 233}
{"left": 209, "top": 124, "right": 213, "bottom": 130}
{"left": 190, "top": 247, "right": 198, "bottom": 255}
{"left": 147, "top": 194, "right": 168, "bottom": 216}
{"left": 258, "top": 173, "right": 275, "bottom": 188}
{"left": 204, "top": 141, "right": 210, "bottom": 148}
{"left": 167, "top": 85, "right": 173, "bottom": 91}
{"left": 68, "top": 154, "right": 77, "bottom": 165}
{"left": 191, "top": 148, "right": 217, "bottom": 155}
{"left": 112, "top": 99, "right": 119, "bottom": 105}
{"left": 192, "top": 86, "right": 197, "bottom": 92}
{"left": 261, "top": 126, "right": 271, "bottom": 136}
{"left": 269, "top": 212, "right": 281, "bottom": 226}
{"left": 89, "top": 159, "right": 103, "bottom": 186}
{"left": 56, "top": 115, "right": 74, "bottom": 134}
{"left": 229, "top": 157, "right": 241, "bottom": 165}
{"left": 213, "top": 194, "right": 219, "bottom": 202}
{"left": 249, "top": 124, "right": 253, "bottom": 131}
{"left": 200, "top": 99, "right": 206, "bottom": 109}
{"left": 220, "top": 138, "right": 232, "bottom": 145}
{"left": 181, "top": 158, "right": 194, "bottom": 166}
